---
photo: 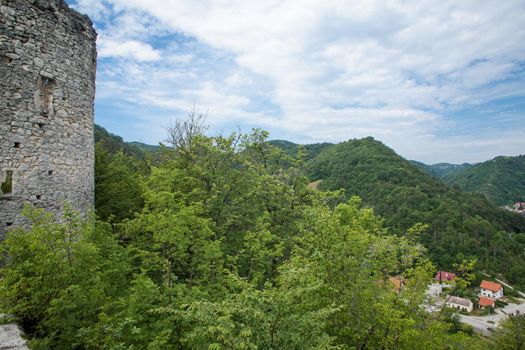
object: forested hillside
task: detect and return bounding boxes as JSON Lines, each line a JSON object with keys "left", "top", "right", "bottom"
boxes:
{"left": 304, "top": 137, "right": 525, "bottom": 287}
{"left": 443, "top": 155, "right": 525, "bottom": 206}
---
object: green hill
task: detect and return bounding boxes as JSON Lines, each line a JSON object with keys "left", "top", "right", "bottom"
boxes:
{"left": 411, "top": 160, "right": 472, "bottom": 179}
{"left": 303, "top": 137, "right": 525, "bottom": 287}
{"left": 128, "top": 141, "right": 161, "bottom": 153}
{"left": 443, "top": 155, "right": 525, "bottom": 206}
{"left": 94, "top": 124, "right": 151, "bottom": 160}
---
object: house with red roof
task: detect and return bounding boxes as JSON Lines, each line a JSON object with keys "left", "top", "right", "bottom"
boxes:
{"left": 479, "top": 280, "right": 503, "bottom": 300}
{"left": 478, "top": 296, "right": 495, "bottom": 309}
{"left": 435, "top": 271, "right": 456, "bottom": 285}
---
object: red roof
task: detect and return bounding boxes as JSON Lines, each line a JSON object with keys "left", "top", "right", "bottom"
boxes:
{"left": 435, "top": 271, "right": 456, "bottom": 281}
{"left": 479, "top": 296, "right": 495, "bottom": 307}
{"left": 480, "top": 280, "right": 502, "bottom": 292}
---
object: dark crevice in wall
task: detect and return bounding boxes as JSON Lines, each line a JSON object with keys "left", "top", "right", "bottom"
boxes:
{"left": 1, "top": 171, "right": 13, "bottom": 194}
{"left": 1, "top": 56, "right": 12, "bottom": 65}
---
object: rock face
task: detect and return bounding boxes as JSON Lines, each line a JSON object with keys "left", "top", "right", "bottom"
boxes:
{"left": 0, "top": 320, "right": 30, "bottom": 350}
{"left": 0, "top": 0, "right": 97, "bottom": 239}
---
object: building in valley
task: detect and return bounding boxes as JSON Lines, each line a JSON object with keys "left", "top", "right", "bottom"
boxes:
{"left": 445, "top": 296, "right": 473, "bottom": 313}
{"left": 480, "top": 280, "right": 503, "bottom": 300}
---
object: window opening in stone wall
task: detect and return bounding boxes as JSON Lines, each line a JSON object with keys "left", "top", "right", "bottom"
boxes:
{"left": 38, "top": 75, "right": 55, "bottom": 116}
{"left": 1, "top": 171, "right": 13, "bottom": 195}
{"left": 14, "top": 142, "right": 21, "bottom": 148}
{"left": 36, "top": 195, "right": 42, "bottom": 200}
{"left": 48, "top": 170, "right": 53, "bottom": 175}
{"left": 6, "top": 222, "right": 13, "bottom": 227}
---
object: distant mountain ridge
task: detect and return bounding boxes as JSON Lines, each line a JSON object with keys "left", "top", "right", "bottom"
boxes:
{"left": 410, "top": 161, "right": 473, "bottom": 179}
{"left": 444, "top": 155, "right": 525, "bottom": 206}
{"left": 412, "top": 156, "right": 525, "bottom": 206}
{"left": 268, "top": 139, "right": 334, "bottom": 161}
{"left": 94, "top": 124, "right": 161, "bottom": 158}
{"left": 128, "top": 141, "right": 162, "bottom": 152}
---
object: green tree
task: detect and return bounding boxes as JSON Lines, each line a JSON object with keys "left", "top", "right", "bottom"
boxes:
{"left": 444, "top": 258, "right": 477, "bottom": 298}
{"left": 492, "top": 313, "right": 525, "bottom": 350}
{"left": 237, "top": 213, "right": 284, "bottom": 287}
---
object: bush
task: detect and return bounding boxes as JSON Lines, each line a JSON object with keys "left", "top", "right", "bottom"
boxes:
{"left": 479, "top": 308, "right": 491, "bottom": 316}
{"left": 503, "top": 287, "right": 520, "bottom": 298}
{"left": 496, "top": 299, "right": 508, "bottom": 308}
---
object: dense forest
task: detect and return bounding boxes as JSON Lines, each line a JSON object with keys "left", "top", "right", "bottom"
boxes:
{"left": 1, "top": 117, "right": 524, "bottom": 348}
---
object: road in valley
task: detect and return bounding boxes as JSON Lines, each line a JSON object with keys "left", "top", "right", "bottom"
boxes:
{"left": 459, "top": 299, "right": 525, "bottom": 334}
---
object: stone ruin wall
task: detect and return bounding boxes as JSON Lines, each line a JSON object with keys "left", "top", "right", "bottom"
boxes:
{"left": 0, "top": 0, "right": 97, "bottom": 239}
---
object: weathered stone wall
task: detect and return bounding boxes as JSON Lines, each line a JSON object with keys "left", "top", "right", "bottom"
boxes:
{"left": 0, "top": 0, "right": 97, "bottom": 239}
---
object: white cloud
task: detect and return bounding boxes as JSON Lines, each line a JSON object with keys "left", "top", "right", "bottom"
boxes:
{"left": 71, "top": 0, "right": 109, "bottom": 21}
{"left": 73, "top": 0, "right": 525, "bottom": 162}
{"left": 98, "top": 39, "right": 162, "bottom": 61}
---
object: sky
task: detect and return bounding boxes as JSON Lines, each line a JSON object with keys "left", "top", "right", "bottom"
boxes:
{"left": 68, "top": 0, "right": 525, "bottom": 164}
